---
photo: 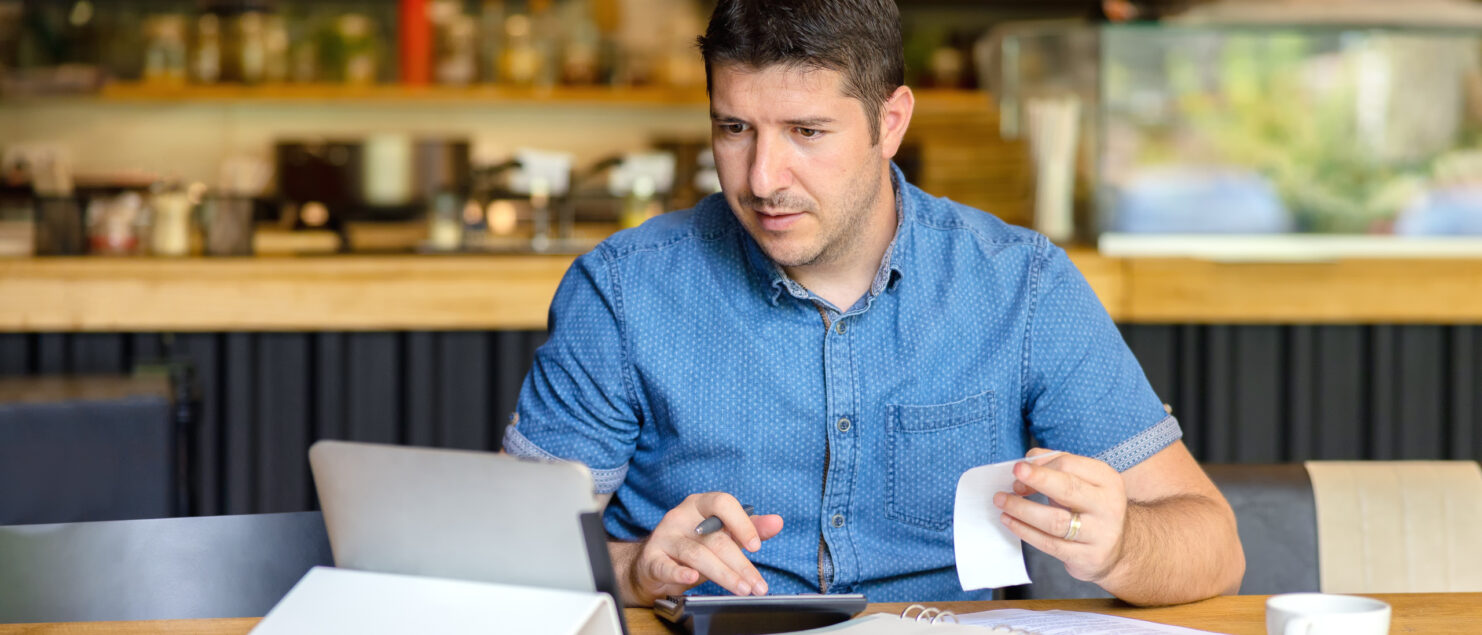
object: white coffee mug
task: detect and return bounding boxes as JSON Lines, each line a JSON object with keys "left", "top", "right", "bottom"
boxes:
{"left": 1266, "top": 593, "right": 1391, "bottom": 635}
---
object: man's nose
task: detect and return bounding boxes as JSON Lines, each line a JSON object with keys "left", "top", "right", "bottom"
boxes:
{"left": 748, "top": 133, "right": 793, "bottom": 201}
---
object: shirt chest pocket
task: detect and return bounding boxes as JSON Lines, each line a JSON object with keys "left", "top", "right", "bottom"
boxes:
{"left": 886, "top": 389, "right": 997, "bottom": 531}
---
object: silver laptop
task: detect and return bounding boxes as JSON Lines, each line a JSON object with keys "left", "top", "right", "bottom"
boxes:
{"left": 308, "top": 440, "right": 609, "bottom": 596}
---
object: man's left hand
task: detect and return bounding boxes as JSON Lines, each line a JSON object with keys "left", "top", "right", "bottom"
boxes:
{"left": 993, "top": 448, "right": 1126, "bottom": 584}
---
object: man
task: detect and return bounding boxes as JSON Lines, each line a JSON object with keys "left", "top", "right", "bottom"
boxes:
{"left": 505, "top": 0, "right": 1244, "bottom": 606}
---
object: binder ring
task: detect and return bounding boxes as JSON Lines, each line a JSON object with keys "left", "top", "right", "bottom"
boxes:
{"left": 916, "top": 607, "right": 943, "bottom": 622}
{"left": 900, "top": 604, "right": 929, "bottom": 620}
{"left": 932, "top": 610, "right": 959, "bottom": 624}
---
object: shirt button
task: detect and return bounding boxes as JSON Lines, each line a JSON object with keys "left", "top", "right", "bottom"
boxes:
{"left": 835, "top": 321, "right": 848, "bottom": 335}
{"left": 831, "top": 513, "right": 846, "bottom": 528}
{"left": 836, "top": 417, "right": 851, "bottom": 433}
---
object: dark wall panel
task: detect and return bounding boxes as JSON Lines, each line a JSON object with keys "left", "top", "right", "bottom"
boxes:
{"left": 1285, "top": 326, "right": 1315, "bottom": 460}
{"left": 1396, "top": 327, "right": 1445, "bottom": 460}
{"left": 3, "top": 326, "right": 1478, "bottom": 515}
{"left": 1453, "top": 328, "right": 1479, "bottom": 460}
{"left": 346, "top": 333, "right": 401, "bottom": 445}
{"left": 223, "top": 333, "right": 255, "bottom": 515}
{"left": 1232, "top": 326, "right": 1283, "bottom": 463}
{"left": 438, "top": 332, "right": 492, "bottom": 451}
{"left": 256, "top": 334, "right": 311, "bottom": 514}
{"left": 175, "top": 334, "right": 222, "bottom": 516}
{"left": 0, "top": 335, "right": 28, "bottom": 374}
{"left": 1313, "top": 327, "right": 1365, "bottom": 460}
{"left": 313, "top": 334, "right": 347, "bottom": 443}
{"left": 404, "top": 332, "right": 438, "bottom": 448}
{"left": 36, "top": 334, "right": 67, "bottom": 374}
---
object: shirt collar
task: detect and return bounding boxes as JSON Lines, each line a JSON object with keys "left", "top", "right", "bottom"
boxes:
{"left": 742, "top": 162, "right": 911, "bottom": 307}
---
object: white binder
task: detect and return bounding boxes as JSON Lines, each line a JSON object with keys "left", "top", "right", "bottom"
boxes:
{"left": 251, "top": 566, "right": 623, "bottom": 635}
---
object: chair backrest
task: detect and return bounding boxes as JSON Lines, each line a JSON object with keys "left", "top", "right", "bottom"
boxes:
{"left": 0, "top": 511, "right": 333, "bottom": 623}
{"left": 1306, "top": 460, "right": 1482, "bottom": 593}
{"left": 0, "top": 375, "right": 177, "bottom": 524}
{"left": 1009, "top": 463, "right": 1319, "bottom": 599}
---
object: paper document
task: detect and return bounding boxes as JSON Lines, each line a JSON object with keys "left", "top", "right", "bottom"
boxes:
{"left": 251, "top": 566, "right": 621, "bottom": 635}
{"left": 953, "top": 452, "right": 1061, "bottom": 591}
{"left": 792, "top": 609, "right": 1219, "bottom": 635}
{"left": 957, "top": 608, "right": 1220, "bottom": 634}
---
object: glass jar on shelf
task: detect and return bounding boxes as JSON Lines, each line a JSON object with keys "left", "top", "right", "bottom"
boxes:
{"left": 191, "top": 13, "right": 221, "bottom": 84}
{"left": 434, "top": 9, "right": 478, "bottom": 85}
{"left": 230, "top": 10, "right": 268, "bottom": 84}
{"left": 319, "top": 13, "right": 380, "bottom": 84}
{"left": 262, "top": 14, "right": 289, "bottom": 83}
{"left": 86, "top": 191, "right": 147, "bottom": 256}
{"left": 500, "top": 12, "right": 541, "bottom": 87}
{"left": 142, "top": 14, "right": 187, "bottom": 86}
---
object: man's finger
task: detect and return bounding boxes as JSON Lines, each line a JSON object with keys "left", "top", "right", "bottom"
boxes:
{"left": 670, "top": 537, "right": 757, "bottom": 596}
{"left": 753, "top": 514, "right": 785, "bottom": 541}
{"left": 700, "top": 532, "right": 769, "bottom": 595}
{"left": 995, "top": 492, "right": 1082, "bottom": 543}
{"left": 695, "top": 494, "right": 763, "bottom": 552}
{"left": 645, "top": 551, "right": 700, "bottom": 587}
{"left": 1014, "top": 460, "right": 1096, "bottom": 509}
{"left": 1037, "top": 452, "right": 1117, "bottom": 486}
{"left": 1001, "top": 511, "right": 1076, "bottom": 564}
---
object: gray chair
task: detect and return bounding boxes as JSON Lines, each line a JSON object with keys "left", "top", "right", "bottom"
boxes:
{"left": 1006, "top": 463, "right": 1319, "bottom": 599}
{"left": 0, "top": 375, "right": 178, "bottom": 524}
{"left": 0, "top": 511, "right": 333, "bottom": 623}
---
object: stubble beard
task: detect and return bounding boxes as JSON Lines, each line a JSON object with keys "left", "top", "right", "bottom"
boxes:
{"left": 748, "top": 156, "right": 885, "bottom": 269}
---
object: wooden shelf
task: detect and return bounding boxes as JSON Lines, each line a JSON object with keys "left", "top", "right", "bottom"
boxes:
{"left": 6, "top": 249, "right": 1481, "bottom": 331}
{"left": 72, "top": 82, "right": 993, "bottom": 114}
{"left": 95, "top": 82, "right": 711, "bottom": 106}
{"left": 1121, "top": 257, "right": 1482, "bottom": 324}
{"left": 0, "top": 254, "right": 577, "bottom": 332}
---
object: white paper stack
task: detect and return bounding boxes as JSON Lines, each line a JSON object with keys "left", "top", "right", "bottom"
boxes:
{"left": 251, "top": 566, "right": 622, "bottom": 635}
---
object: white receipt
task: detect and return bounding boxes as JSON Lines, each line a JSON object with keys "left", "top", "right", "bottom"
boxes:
{"left": 953, "top": 452, "right": 1061, "bottom": 591}
{"left": 957, "top": 609, "right": 1220, "bottom": 634}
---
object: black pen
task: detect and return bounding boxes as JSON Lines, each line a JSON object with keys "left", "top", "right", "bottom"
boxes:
{"left": 695, "top": 504, "right": 755, "bottom": 535}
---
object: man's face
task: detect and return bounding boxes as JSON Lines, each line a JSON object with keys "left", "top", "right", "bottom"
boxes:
{"left": 709, "top": 64, "right": 889, "bottom": 269}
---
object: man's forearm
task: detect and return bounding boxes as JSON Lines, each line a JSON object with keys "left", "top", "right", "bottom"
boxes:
{"left": 1099, "top": 494, "right": 1245, "bottom": 606}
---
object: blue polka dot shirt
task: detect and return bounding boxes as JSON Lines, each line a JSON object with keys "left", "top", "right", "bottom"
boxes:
{"left": 505, "top": 163, "right": 1181, "bottom": 602}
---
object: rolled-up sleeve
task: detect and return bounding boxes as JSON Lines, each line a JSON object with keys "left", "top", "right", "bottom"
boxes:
{"left": 503, "top": 248, "right": 640, "bottom": 494}
{"left": 1021, "top": 241, "right": 1181, "bottom": 472}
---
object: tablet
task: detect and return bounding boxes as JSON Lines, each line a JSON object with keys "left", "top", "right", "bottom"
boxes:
{"left": 653, "top": 593, "right": 868, "bottom": 635}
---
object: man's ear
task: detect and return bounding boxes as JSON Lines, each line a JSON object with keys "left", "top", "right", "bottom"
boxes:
{"left": 878, "top": 85, "right": 915, "bottom": 158}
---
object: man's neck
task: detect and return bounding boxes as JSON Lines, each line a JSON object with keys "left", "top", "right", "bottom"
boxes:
{"left": 783, "top": 179, "right": 898, "bottom": 312}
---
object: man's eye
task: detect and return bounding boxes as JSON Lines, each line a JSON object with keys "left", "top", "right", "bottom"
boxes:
{"left": 721, "top": 123, "right": 747, "bottom": 134}
{"left": 796, "top": 128, "right": 821, "bottom": 138}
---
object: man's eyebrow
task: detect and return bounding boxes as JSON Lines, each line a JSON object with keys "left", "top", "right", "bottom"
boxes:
{"left": 708, "top": 111, "right": 836, "bottom": 128}
{"left": 784, "top": 117, "right": 835, "bottom": 128}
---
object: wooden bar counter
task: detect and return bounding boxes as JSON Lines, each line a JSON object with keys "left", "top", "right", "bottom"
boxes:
{"left": 1, "top": 593, "right": 1477, "bottom": 634}
{"left": 2, "top": 250, "right": 1481, "bottom": 332}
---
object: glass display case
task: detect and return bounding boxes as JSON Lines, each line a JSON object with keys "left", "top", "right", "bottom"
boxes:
{"left": 1098, "top": 23, "right": 1482, "bottom": 247}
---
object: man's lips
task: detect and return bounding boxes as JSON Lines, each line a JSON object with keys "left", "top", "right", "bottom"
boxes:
{"left": 755, "top": 208, "right": 804, "bottom": 232}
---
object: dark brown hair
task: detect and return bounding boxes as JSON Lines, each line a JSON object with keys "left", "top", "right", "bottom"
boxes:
{"left": 697, "top": 0, "right": 905, "bottom": 146}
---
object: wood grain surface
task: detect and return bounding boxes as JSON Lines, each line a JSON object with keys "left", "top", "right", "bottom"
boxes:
{"left": 2, "top": 593, "right": 1474, "bottom": 634}
{"left": 4, "top": 250, "right": 1480, "bottom": 331}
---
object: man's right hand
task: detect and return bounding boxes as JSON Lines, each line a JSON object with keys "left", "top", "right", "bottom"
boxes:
{"left": 608, "top": 492, "right": 784, "bottom": 607}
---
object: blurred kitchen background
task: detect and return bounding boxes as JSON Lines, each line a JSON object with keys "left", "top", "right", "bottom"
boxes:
{"left": 1, "top": 0, "right": 1480, "bottom": 523}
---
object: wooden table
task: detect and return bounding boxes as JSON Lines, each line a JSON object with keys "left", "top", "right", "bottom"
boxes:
{"left": 1, "top": 593, "right": 1475, "bottom": 634}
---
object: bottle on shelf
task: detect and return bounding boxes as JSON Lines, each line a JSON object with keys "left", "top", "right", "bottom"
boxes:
{"left": 527, "top": 0, "right": 561, "bottom": 89}
{"left": 190, "top": 13, "right": 221, "bottom": 83}
{"left": 500, "top": 10, "right": 541, "bottom": 87}
{"left": 141, "top": 14, "right": 187, "bottom": 86}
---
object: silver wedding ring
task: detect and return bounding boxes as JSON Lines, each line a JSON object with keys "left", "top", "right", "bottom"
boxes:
{"left": 1063, "top": 512, "right": 1082, "bottom": 542}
